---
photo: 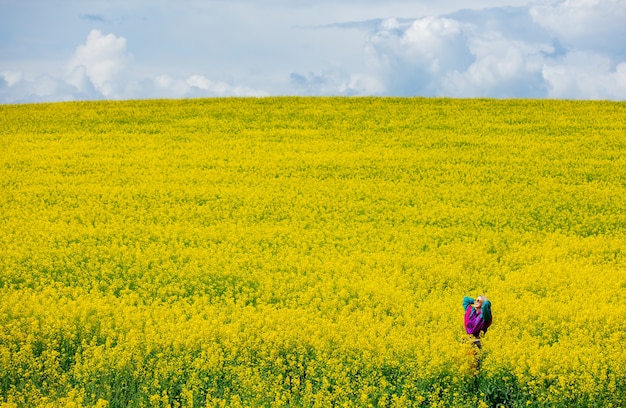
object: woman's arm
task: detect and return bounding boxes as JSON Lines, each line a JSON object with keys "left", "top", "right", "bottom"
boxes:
{"left": 481, "top": 299, "right": 492, "bottom": 323}
{"left": 463, "top": 296, "right": 474, "bottom": 311}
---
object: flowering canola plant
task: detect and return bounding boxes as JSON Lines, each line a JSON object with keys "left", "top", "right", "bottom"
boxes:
{"left": 1, "top": 97, "right": 626, "bottom": 407}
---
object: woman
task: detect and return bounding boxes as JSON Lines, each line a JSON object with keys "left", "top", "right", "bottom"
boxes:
{"left": 463, "top": 295, "right": 492, "bottom": 349}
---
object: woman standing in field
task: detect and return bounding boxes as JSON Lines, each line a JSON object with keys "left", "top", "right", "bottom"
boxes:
{"left": 463, "top": 295, "right": 492, "bottom": 349}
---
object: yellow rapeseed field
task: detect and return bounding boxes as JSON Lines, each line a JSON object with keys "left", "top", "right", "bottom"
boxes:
{"left": 1, "top": 97, "right": 625, "bottom": 407}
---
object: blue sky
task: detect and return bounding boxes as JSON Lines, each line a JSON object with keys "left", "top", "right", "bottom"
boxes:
{"left": 1, "top": 0, "right": 625, "bottom": 103}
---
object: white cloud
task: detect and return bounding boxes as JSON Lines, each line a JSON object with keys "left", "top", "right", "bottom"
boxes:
{"left": 186, "top": 75, "right": 231, "bottom": 95}
{"left": 140, "top": 74, "right": 269, "bottom": 98}
{"left": 186, "top": 75, "right": 269, "bottom": 97}
{"left": 530, "top": 0, "right": 626, "bottom": 57}
{"left": 67, "top": 29, "right": 130, "bottom": 98}
{"left": 0, "top": 72, "right": 85, "bottom": 103}
{"left": 440, "top": 33, "right": 548, "bottom": 98}
{"left": 366, "top": 17, "right": 474, "bottom": 95}
{"left": 400, "top": 17, "right": 473, "bottom": 73}
{"left": 0, "top": 70, "right": 23, "bottom": 87}
{"left": 289, "top": 71, "right": 383, "bottom": 95}
{"left": 152, "top": 74, "right": 190, "bottom": 99}
{"left": 543, "top": 52, "right": 626, "bottom": 99}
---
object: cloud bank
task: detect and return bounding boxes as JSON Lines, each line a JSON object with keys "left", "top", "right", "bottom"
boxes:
{"left": 1, "top": 0, "right": 625, "bottom": 103}
{"left": 361, "top": 1, "right": 626, "bottom": 98}
{"left": 0, "top": 30, "right": 269, "bottom": 103}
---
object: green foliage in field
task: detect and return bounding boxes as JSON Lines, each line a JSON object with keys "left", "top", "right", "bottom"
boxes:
{"left": 1, "top": 97, "right": 626, "bottom": 407}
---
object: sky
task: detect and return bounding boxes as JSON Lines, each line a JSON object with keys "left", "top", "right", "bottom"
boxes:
{"left": 1, "top": 0, "right": 625, "bottom": 103}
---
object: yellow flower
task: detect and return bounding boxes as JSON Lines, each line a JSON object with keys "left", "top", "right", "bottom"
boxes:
{"left": 1, "top": 97, "right": 625, "bottom": 406}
